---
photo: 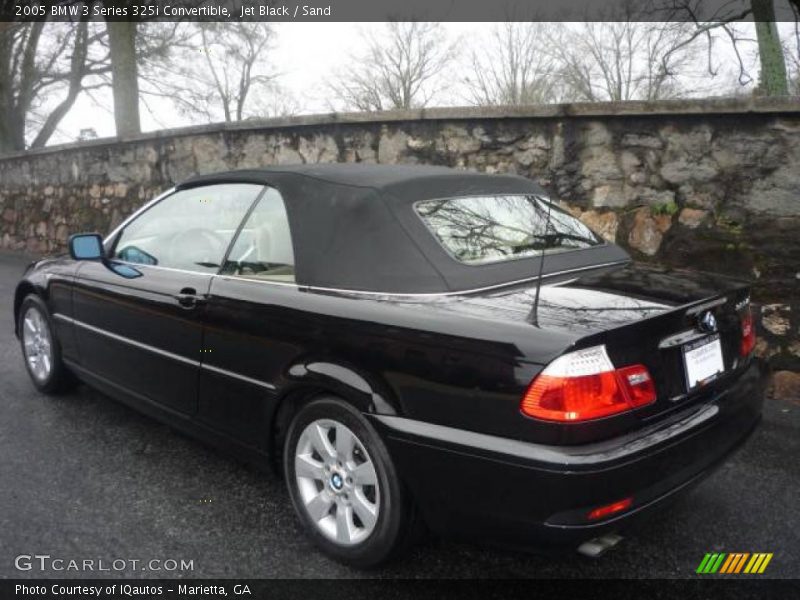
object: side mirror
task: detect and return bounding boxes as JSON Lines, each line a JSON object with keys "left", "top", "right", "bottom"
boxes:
{"left": 68, "top": 233, "right": 104, "bottom": 260}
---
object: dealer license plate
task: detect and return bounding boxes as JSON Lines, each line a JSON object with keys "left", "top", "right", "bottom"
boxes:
{"left": 683, "top": 334, "right": 725, "bottom": 391}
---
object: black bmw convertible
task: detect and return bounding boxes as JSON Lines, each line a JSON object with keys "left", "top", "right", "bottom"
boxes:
{"left": 14, "top": 164, "right": 765, "bottom": 567}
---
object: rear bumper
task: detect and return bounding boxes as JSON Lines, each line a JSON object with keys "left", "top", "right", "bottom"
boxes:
{"left": 370, "top": 360, "right": 766, "bottom": 550}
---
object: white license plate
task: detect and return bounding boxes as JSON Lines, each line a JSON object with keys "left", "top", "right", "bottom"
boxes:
{"left": 683, "top": 334, "right": 725, "bottom": 390}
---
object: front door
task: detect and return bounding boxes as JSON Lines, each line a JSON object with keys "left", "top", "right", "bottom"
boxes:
{"left": 72, "top": 183, "right": 265, "bottom": 415}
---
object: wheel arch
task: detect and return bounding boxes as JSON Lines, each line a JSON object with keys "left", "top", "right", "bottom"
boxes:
{"left": 268, "top": 360, "right": 402, "bottom": 474}
{"left": 13, "top": 281, "right": 39, "bottom": 338}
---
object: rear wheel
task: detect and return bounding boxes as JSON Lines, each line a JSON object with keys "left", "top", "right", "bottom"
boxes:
{"left": 283, "top": 396, "right": 415, "bottom": 567}
{"left": 18, "top": 295, "right": 75, "bottom": 394}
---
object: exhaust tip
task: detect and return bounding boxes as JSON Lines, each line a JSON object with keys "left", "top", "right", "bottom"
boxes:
{"left": 577, "top": 533, "right": 624, "bottom": 558}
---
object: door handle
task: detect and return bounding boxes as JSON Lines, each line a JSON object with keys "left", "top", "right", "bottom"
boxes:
{"left": 175, "top": 287, "right": 206, "bottom": 309}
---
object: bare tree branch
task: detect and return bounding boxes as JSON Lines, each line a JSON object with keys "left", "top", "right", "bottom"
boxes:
{"left": 141, "top": 22, "right": 283, "bottom": 123}
{"left": 462, "top": 23, "right": 558, "bottom": 106}
{"left": 0, "top": 21, "right": 106, "bottom": 152}
{"left": 551, "top": 18, "right": 700, "bottom": 102}
{"left": 31, "top": 21, "right": 91, "bottom": 148}
{"left": 327, "top": 22, "right": 457, "bottom": 111}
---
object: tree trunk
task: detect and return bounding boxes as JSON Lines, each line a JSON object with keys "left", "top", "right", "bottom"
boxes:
{"left": 751, "top": 0, "right": 789, "bottom": 96}
{"left": 0, "top": 28, "right": 13, "bottom": 153}
{"left": 107, "top": 21, "right": 141, "bottom": 136}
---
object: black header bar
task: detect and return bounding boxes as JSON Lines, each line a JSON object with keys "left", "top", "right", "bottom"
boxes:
{"left": 3, "top": 0, "right": 800, "bottom": 23}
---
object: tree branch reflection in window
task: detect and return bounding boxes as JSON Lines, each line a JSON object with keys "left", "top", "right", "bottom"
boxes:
{"left": 415, "top": 195, "right": 601, "bottom": 265}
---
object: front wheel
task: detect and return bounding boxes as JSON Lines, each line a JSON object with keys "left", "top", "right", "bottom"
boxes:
{"left": 283, "top": 396, "right": 416, "bottom": 568}
{"left": 18, "top": 295, "right": 76, "bottom": 394}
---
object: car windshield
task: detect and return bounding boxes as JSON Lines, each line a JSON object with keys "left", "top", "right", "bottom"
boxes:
{"left": 415, "top": 194, "right": 602, "bottom": 265}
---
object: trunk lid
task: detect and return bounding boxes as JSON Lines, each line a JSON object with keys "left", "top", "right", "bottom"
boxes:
{"left": 450, "top": 262, "right": 752, "bottom": 420}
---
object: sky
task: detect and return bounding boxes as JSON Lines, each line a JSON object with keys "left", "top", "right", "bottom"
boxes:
{"left": 59, "top": 22, "right": 367, "bottom": 140}
{"left": 50, "top": 21, "right": 790, "bottom": 146}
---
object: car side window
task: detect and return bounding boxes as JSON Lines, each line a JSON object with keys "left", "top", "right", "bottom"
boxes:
{"left": 223, "top": 187, "right": 295, "bottom": 282}
{"left": 113, "top": 184, "right": 263, "bottom": 274}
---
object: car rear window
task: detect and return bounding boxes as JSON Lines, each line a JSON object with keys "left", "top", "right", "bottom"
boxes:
{"left": 414, "top": 195, "right": 602, "bottom": 265}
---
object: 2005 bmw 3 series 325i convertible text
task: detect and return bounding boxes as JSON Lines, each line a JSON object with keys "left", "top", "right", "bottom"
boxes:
{"left": 14, "top": 164, "right": 766, "bottom": 567}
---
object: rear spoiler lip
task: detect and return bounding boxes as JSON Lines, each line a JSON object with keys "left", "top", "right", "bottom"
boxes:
{"left": 569, "top": 287, "right": 749, "bottom": 352}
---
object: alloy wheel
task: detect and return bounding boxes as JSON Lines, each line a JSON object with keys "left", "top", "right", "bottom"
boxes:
{"left": 294, "top": 418, "right": 380, "bottom": 546}
{"left": 21, "top": 307, "right": 53, "bottom": 382}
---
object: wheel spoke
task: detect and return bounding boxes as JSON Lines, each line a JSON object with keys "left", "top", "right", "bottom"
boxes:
{"left": 335, "top": 426, "right": 355, "bottom": 462}
{"left": 30, "top": 357, "right": 42, "bottom": 378}
{"left": 308, "top": 423, "right": 336, "bottom": 461}
{"left": 295, "top": 454, "right": 325, "bottom": 481}
{"left": 304, "top": 491, "right": 333, "bottom": 522}
{"left": 351, "top": 490, "right": 378, "bottom": 530}
{"left": 33, "top": 311, "right": 44, "bottom": 332}
{"left": 335, "top": 504, "right": 354, "bottom": 544}
{"left": 24, "top": 317, "right": 36, "bottom": 335}
{"left": 41, "top": 353, "right": 51, "bottom": 375}
{"left": 351, "top": 461, "right": 377, "bottom": 486}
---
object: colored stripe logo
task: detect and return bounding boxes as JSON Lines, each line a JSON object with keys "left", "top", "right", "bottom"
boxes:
{"left": 696, "top": 553, "right": 773, "bottom": 574}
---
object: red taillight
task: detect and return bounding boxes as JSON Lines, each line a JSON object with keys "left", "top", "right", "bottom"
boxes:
{"left": 521, "top": 346, "right": 656, "bottom": 422}
{"left": 617, "top": 364, "right": 657, "bottom": 407}
{"left": 587, "top": 497, "right": 633, "bottom": 521}
{"left": 740, "top": 306, "right": 756, "bottom": 357}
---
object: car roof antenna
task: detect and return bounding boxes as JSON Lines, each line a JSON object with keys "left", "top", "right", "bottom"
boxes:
{"left": 528, "top": 196, "right": 553, "bottom": 327}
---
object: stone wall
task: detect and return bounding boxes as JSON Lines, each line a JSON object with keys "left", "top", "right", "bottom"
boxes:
{"left": 0, "top": 98, "right": 798, "bottom": 382}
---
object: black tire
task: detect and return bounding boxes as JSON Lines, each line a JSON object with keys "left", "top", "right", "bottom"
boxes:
{"left": 283, "top": 396, "right": 416, "bottom": 568}
{"left": 17, "top": 294, "right": 76, "bottom": 395}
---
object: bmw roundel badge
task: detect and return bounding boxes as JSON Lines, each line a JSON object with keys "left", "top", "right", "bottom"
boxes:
{"left": 698, "top": 311, "right": 718, "bottom": 333}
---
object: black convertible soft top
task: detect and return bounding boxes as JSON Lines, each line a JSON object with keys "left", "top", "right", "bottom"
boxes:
{"left": 178, "top": 164, "right": 629, "bottom": 294}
